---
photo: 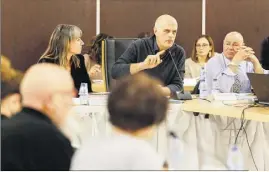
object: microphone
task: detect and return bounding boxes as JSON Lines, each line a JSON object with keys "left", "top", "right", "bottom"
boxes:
{"left": 168, "top": 51, "right": 192, "bottom": 100}
{"left": 168, "top": 51, "right": 183, "bottom": 84}
{"left": 169, "top": 131, "right": 178, "bottom": 139}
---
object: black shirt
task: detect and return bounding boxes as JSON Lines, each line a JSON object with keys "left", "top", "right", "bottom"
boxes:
{"left": 111, "top": 36, "right": 185, "bottom": 95}
{"left": 1, "top": 114, "right": 8, "bottom": 120}
{"left": 261, "top": 36, "right": 269, "bottom": 70}
{"left": 1, "top": 107, "right": 74, "bottom": 170}
{"left": 38, "top": 54, "right": 92, "bottom": 94}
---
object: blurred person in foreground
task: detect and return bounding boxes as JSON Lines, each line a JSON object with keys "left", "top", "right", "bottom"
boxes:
{"left": 1, "top": 64, "right": 75, "bottom": 170}
{"left": 1, "top": 55, "right": 24, "bottom": 82}
{"left": 1, "top": 79, "right": 21, "bottom": 120}
{"left": 1, "top": 55, "right": 23, "bottom": 119}
{"left": 71, "top": 73, "right": 168, "bottom": 170}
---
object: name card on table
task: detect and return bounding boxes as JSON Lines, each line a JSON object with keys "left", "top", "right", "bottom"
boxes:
{"left": 213, "top": 93, "right": 237, "bottom": 101}
{"left": 212, "top": 93, "right": 256, "bottom": 104}
{"left": 184, "top": 78, "right": 197, "bottom": 86}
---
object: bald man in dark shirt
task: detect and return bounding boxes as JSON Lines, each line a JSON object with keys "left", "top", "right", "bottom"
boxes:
{"left": 111, "top": 14, "right": 186, "bottom": 97}
{"left": 1, "top": 64, "right": 75, "bottom": 170}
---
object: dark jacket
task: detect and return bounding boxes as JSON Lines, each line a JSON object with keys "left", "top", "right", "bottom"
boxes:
{"left": 1, "top": 107, "right": 74, "bottom": 170}
{"left": 1, "top": 114, "right": 8, "bottom": 120}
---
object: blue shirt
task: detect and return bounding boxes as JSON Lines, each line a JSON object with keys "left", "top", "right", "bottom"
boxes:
{"left": 205, "top": 53, "right": 268, "bottom": 93}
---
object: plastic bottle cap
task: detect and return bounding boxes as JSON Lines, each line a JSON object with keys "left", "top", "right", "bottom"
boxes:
{"left": 232, "top": 145, "right": 238, "bottom": 151}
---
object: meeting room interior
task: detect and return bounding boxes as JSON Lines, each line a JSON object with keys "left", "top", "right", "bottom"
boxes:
{"left": 1, "top": 0, "right": 269, "bottom": 171}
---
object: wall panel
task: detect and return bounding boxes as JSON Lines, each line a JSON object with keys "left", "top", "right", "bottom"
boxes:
{"left": 1, "top": 0, "right": 96, "bottom": 71}
{"left": 100, "top": 0, "right": 202, "bottom": 57}
{"left": 207, "top": 0, "right": 269, "bottom": 58}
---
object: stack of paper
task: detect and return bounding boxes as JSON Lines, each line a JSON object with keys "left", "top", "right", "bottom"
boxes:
{"left": 184, "top": 78, "right": 197, "bottom": 86}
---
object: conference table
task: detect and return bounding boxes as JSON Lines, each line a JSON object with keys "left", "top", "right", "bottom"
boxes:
{"left": 178, "top": 99, "right": 269, "bottom": 170}
{"left": 92, "top": 78, "right": 196, "bottom": 92}
{"left": 66, "top": 94, "right": 269, "bottom": 170}
{"left": 183, "top": 99, "right": 269, "bottom": 122}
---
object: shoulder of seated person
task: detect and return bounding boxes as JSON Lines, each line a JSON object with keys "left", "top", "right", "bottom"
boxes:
{"left": 83, "top": 54, "right": 90, "bottom": 58}
{"left": 133, "top": 38, "right": 145, "bottom": 46}
{"left": 74, "top": 54, "right": 84, "bottom": 58}
{"left": 185, "top": 58, "right": 193, "bottom": 63}
{"left": 168, "top": 44, "right": 185, "bottom": 58}
{"left": 207, "top": 53, "right": 221, "bottom": 64}
{"left": 262, "top": 36, "right": 269, "bottom": 45}
{"left": 71, "top": 54, "right": 84, "bottom": 62}
{"left": 38, "top": 57, "right": 58, "bottom": 63}
{"left": 82, "top": 54, "right": 96, "bottom": 64}
{"left": 173, "top": 43, "right": 184, "bottom": 50}
{"left": 23, "top": 120, "right": 71, "bottom": 142}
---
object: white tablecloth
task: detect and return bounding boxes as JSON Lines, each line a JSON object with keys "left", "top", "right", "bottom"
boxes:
{"left": 65, "top": 98, "right": 269, "bottom": 170}
{"left": 168, "top": 105, "right": 269, "bottom": 170}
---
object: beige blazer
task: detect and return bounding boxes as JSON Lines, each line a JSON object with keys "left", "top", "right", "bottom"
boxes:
{"left": 185, "top": 58, "right": 203, "bottom": 78}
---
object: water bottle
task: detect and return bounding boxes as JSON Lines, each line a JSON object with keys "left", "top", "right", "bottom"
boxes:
{"left": 167, "top": 132, "right": 184, "bottom": 170}
{"left": 212, "top": 77, "right": 220, "bottom": 94}
{"left": 227, "top": 145, "right": 244, "bottom": 170}
{"left": 199, "top": 67, "right": 208, "bottom": 99}
{"left": 79, "top": 83, "right": 89, "bottom": 105}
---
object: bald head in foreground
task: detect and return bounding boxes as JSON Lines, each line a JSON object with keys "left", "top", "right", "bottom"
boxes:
{"left": 111, "top": 14, "right": 186, "bottom": 97}
{"left": 21, "top": 63, "right": 75, "bottom": 126}
{"left": 205, "top": 31, "right": 267, "bottom": 94}
{"left": 1, "top": 64, "right": 75, "bottom": 171}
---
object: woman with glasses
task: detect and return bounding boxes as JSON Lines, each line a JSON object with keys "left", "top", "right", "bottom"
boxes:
{"left": 38, "top": 24, "right": 92, "bottom": 94}
{"left": 185, "top": 35, "right": 215, "bottom": 78}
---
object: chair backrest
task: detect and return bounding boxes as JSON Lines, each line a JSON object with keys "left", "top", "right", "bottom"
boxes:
{"left": 101, "top": 38, "right": 137, "bottom": 91}
{"left": 191, "top": 80, "right": 200, "bottom": 94}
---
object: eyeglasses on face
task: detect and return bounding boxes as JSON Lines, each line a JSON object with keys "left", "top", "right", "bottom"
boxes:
{"left": 196, "top": 44, "right": 209, "bottom": 48}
